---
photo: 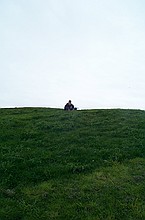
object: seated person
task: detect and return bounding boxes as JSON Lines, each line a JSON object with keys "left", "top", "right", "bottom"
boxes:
{"left": 64, "top": 100, "right": 75, "bottom": 110}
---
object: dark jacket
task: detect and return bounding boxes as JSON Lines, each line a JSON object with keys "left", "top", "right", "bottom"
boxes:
{"left": 64, "top": 103, "right": 74, "bottom": 110}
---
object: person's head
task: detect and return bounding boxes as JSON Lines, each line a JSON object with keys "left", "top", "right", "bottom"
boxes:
{"left": 68, "top": 100, "right": 71, "bottom": 104}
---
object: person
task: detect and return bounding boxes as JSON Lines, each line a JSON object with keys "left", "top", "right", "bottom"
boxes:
{"left": 64, "top": 100, "right": 75, "bottom": 110}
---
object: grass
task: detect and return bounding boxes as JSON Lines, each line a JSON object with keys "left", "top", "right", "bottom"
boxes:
{"left": 0, "top": 107, "right": 145, "bottom": 219}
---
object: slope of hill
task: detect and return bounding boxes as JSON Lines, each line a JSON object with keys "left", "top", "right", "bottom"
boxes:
{"left": 0, "top": 108, "right": 145, "bottom": 220}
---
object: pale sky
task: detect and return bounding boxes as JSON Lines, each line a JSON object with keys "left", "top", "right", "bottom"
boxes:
{"left": 0, "top": 0, "right": 145, "bottom": 110}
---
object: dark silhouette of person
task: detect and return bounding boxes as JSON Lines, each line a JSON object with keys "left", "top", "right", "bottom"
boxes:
{"left": 64, "top": 100, "right": 75, "bottom": 110}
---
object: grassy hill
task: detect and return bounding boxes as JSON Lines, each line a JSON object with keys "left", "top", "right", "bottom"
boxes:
{"left": 0, "top": 107, "right": 145, "bottom": 220}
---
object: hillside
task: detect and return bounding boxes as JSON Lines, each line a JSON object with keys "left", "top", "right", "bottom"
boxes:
{"left": 0, "top": 108, "right": 145, "bottom": 220}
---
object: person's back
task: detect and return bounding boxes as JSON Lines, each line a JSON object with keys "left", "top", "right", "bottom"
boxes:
{"left": 64, "top": 100, "right": 74, "bottom": 110}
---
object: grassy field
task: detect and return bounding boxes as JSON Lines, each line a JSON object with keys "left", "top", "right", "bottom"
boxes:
{"left": 0, "top": 107, "right": 145, "bottom": 220}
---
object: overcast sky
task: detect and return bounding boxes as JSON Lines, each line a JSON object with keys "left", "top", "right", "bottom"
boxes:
{"left": 0, "top": 0, "right": 145, "bottom": 110}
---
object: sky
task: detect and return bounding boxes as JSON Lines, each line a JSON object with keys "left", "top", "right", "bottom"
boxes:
{"left": 0, "top": 0, "right": 145, "bottom": 110}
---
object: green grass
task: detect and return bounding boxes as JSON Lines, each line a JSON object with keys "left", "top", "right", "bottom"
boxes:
{"left": 0, "top": 107, "right": 145, "bottom": 220}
